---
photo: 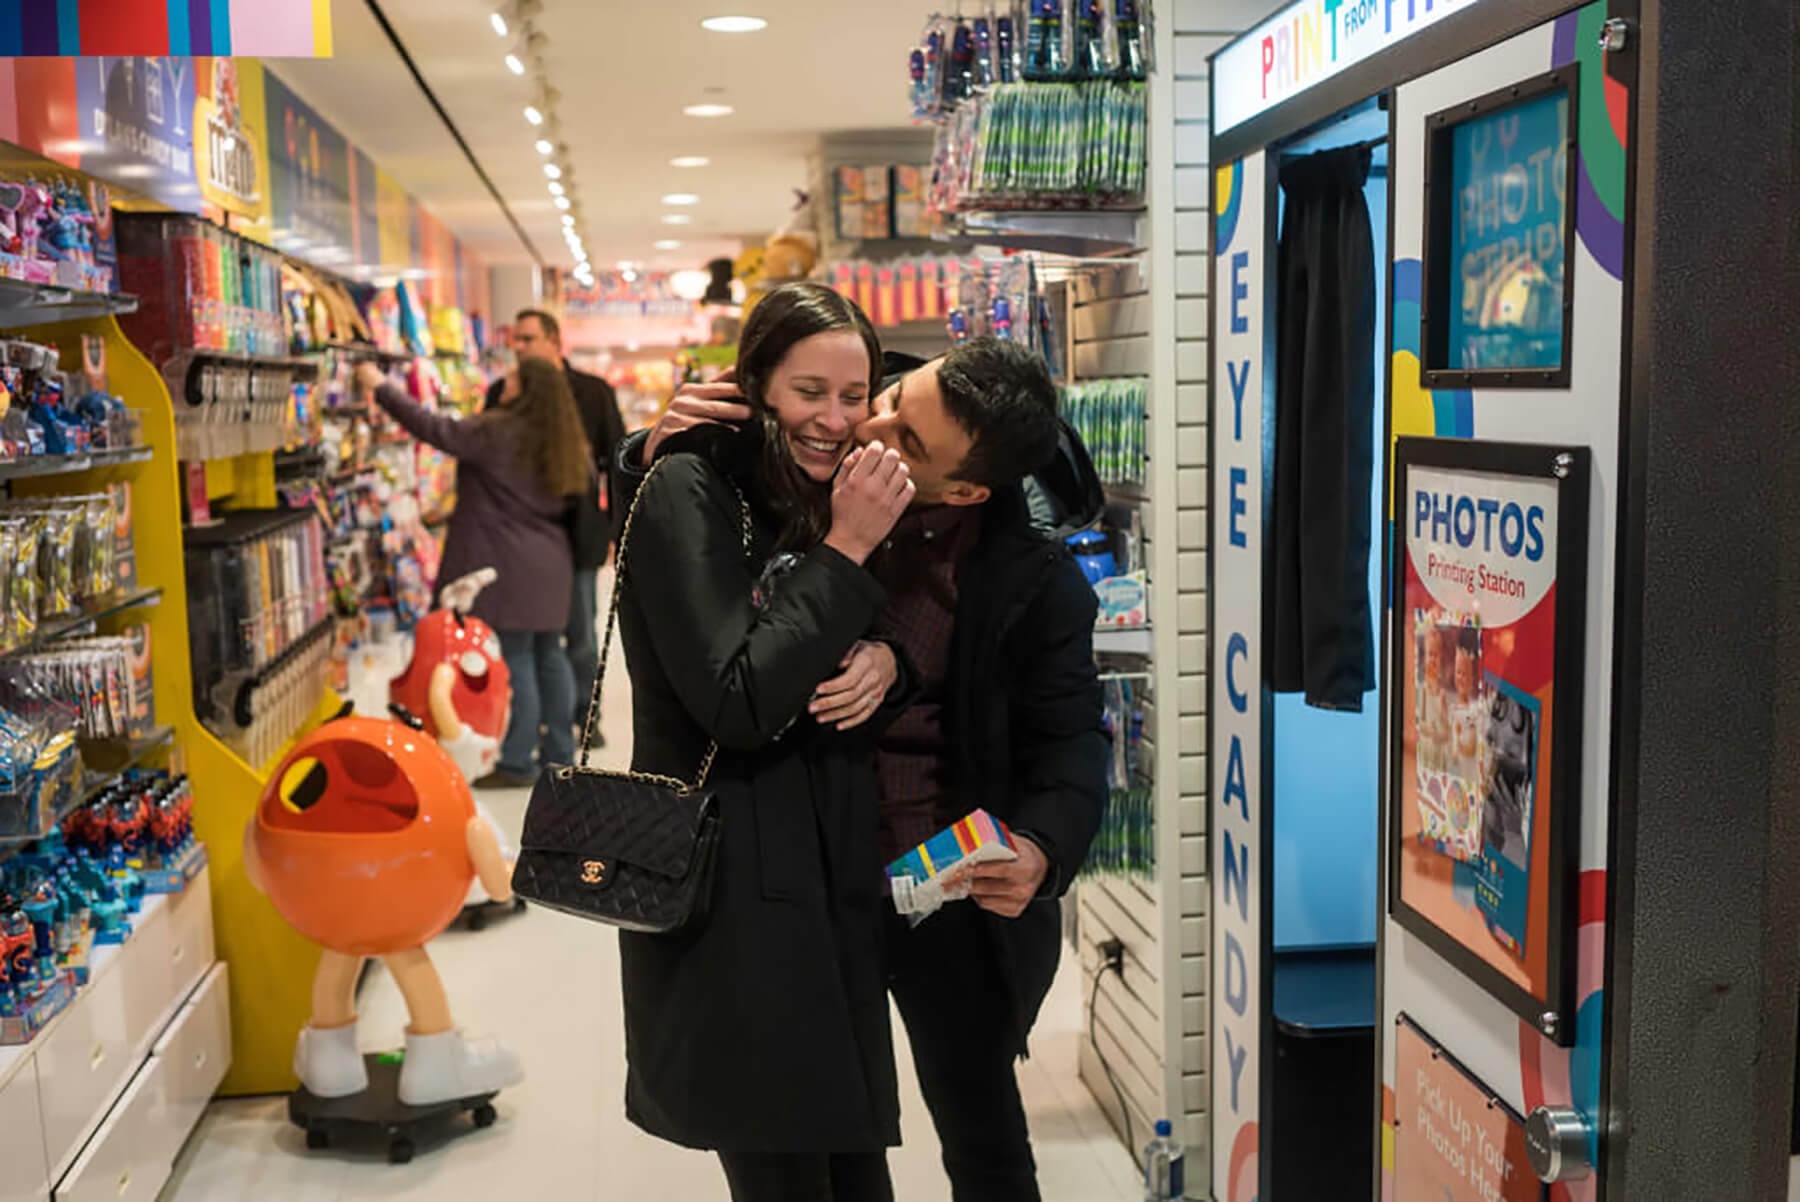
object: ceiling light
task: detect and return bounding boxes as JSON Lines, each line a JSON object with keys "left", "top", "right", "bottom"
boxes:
{"left": 670, "top": 269, "right": 710, "bottom": 300}
{"left": 622, "top": 269, "right": 638, "bottom": 283}
{"left": 670, "top": 156, "right": 710, "bottom": 168}
{"left": 555, "top": 196, "right": 571, "bottom": 210}
{"left": 543, "top": 163, "right": 562, "bottom": 180}
{"left": 683, "top": 104, "right": 734, "bottom": 118}
{"left": 661, "top": 213, "right": 691, "bottom": 225}
{"left": 548, "top": 181, "right": 565, "bottom": 196}
{"left": 701, "top": 16, "right": 768, "bottom": 33}
{"left": 535, "top": 139, "right": 553, "bottom": 155}
{"left": 660, "top": 193, "right": 698, "bottom": 206}
{"left": 524, "top": 105, "right": 543, "bottom": 125}
{"left": 654, "top": 239, "right": 682, "bottom": 250}
{"left": 490, "top": 12, "right": 507, "bottom": 36}
{"left": 505, "top": 53, "right": 524, "bottom": 74}
{"left": 561, "top": 214, "right": 575, "bottom": 226}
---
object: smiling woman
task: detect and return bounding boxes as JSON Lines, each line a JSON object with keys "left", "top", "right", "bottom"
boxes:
{"left": 736, "top": 282, "right": 887, "bottom": 550}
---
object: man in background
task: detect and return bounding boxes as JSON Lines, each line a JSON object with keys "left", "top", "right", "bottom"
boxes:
{"left": 489, "top": 309, "right": 626, "bottom": 743}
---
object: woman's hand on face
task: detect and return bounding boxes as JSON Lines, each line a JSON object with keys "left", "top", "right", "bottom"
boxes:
{"left": 810, "top": 640, "right": 898, "bottom": 730}
{"left": 823, "top": 440, "right": 914, "bottom": 565}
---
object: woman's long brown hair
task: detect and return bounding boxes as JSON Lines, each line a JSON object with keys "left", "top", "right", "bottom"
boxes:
{"left": 487, "top": 357, "right": 593, "bottom": 498}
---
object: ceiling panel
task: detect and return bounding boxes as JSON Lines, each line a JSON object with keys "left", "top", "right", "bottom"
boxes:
{"left": 273, "top": 0, "right": 927, "bottom": 275}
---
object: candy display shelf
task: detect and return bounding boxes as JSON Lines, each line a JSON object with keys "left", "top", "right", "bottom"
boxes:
{"left": 0, "top": 586, "right": 161, "bottom": 664}
{"left": 955, "top": 208, "right": 1145, "bottom": 256}
{"left": 0, "top": 279, "right": 139, "bottom": 329}
{"left": 0, "top": 726, "right": 175, "bottom": 847}
{"left": 0, "top": 445, "right": 153, "bottom": 481}
{"left": 25, "top": 315, "right": 337, "bottom": 1097}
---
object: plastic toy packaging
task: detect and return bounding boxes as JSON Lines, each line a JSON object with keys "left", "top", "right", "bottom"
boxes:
{"left": 1024, "top": 0, "right": 1069, "bottom": 80}
{"left": 887, "top": 809, "right": 1020, "bottom": 925}
{"left": 1114, "top": 0, "right": 1148, "bottom": 80}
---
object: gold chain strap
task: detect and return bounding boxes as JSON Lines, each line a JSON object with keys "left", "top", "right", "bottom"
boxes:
{"left": 573, "top": 456, "right": 751, "bottom": 791}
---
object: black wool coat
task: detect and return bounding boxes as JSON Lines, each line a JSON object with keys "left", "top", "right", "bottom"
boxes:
{"left": 612, "top": 440, "right": 903, "bottom": 1155}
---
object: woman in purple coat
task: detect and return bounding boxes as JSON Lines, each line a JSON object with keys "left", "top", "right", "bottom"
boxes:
{"left": 357, "top": 359, "right": 593, "bottom": 786}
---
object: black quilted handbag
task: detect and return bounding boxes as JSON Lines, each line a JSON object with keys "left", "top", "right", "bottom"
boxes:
{"left": 512, "top": 460, "right": 748, "bottom": 935}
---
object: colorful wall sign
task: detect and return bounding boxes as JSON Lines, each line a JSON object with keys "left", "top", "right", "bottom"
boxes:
{"left": 0, "top": 1, "right": 333, "bottom": 59}
{"left": 1212, "top": 0, "right": 1490, "bottom": 135}
{"left": 194, "top": 56, "right": 270, "bottom": 225}
{"left": 0, "top": 56, "right": 486, "bottom": 314}
{"left": 1210, "top": 150, "right": 1266, "bottom": 1202}
{"left": 263, "top": 67, "right": 352, "bottom": 260}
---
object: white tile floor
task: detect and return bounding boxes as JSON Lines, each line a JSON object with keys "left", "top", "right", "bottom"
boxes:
{"left": 159, "top": 572, "right": 1140, "bottom": 1202}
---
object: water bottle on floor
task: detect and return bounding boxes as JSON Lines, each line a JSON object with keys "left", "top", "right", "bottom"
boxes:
{"left": 1143, "top": 1118, "right": 1184, "bottom": 1201}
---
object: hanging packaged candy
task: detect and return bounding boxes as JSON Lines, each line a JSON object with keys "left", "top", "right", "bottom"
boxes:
{"left": 908, "top": 47, "right": 933, "bottom": 121}
{"left": 9, "top": 517, "right": 40, "bottom": 639}
{"left": 34, "top": 506, "right": 79, "bottom": 618}
{"left": 972, "top": 15, "right": 998, "bottom": 90}
{"left": 1023, "top": 0, "right": 1069, "bottom": 80}
{"left": 996, "top": 8, "right": 1019, "bottom": 82}
{"left": 1072, "top": 0, "right": 1109, "bottom": 77}
{"left": 1114, "top": 0, "right": 1146, "bottom": 80}
{"left": 944, "top": 20, "right": 976, "bottom": 108}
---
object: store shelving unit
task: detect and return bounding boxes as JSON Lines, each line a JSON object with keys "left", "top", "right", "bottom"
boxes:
{"left": 0, "top": 303, "right": 230, "bottom": 1202}
{"left": 22, "top": 313, "right": 337, "bottom": 1104}
{"left": 0, "top": 278, "right": 139, "bottom": 328}
{"left": 958, "top": 208, "right": 1146, "bottom": 257}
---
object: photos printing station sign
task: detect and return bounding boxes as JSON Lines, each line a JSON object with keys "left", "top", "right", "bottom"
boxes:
{"left": 1213, "top": 0, "right": 1491, "bottom": 134}
{"left": 1389, "top": 438, "right": 1588, "bottom": 1041}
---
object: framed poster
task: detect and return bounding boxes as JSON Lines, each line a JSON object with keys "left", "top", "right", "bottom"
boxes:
{"left": 1388, "top": 438, "right": 1588, "bottom": 1043}
{"left": 1421, "top": 66, "right": 1579, "bottom": 389}
{"left": 1394, "top": 1014, "right": 1547, "bottom": 1202}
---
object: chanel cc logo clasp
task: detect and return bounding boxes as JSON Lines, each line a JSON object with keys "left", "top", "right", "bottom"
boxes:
{"left": 580, "top": 860, "right": 606, "bottom": 885}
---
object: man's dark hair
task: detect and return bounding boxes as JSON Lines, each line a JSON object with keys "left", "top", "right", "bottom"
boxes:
{"left": 937, "top": 336, "right": 1061, "bottom": 488}
{"left": 515, "top": 308, "right": 562, "bottom": 344}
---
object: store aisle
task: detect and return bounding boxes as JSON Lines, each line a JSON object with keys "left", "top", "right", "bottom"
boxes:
{"left": 160, "top": 571, "right": 1139, "bottom": 1202}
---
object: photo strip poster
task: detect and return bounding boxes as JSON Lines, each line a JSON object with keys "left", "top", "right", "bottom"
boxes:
{"left": 1394, "top": 454, "right": 1566, "bottom": 1007}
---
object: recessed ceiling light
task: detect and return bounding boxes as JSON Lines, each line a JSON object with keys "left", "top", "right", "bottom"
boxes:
{"left": 660, "top": 193, "right": 698, "bottom": 206}
{"left": 548, "top": 181, "right": 565, "bottom": 196}
{"left": 561, "top": 214, "right": 575, "bottom": 226}
{"left": 490, "top": 12, "right": 507, "bottom": 36}
{"left": 544, "top": 163, "right": 562, "bottom": 180}
{"left": 669, "top": 156, "right": 710, "bottom": 168}
{"left": 683, "top": 103, "right": 734, "bottom": 118}
{"left": 661, "top": 213, "right": 692, "bottom": 225}
{"left": 654, "top": 239, "right": 683, "bottom": 250}
{"left": 555, "top": 196, "right": 571, "bottom": 210}
{"left": 504, "top": 53, "right": 524, "bottom": 74}
{"left": 701, "top": 16, "right": 767, "bottom": 33}
{"left": 524, "top": 105, "right": 543, "bottom": 125}
{"left": 535, "top": 139, "right": 553, "bottom": 155}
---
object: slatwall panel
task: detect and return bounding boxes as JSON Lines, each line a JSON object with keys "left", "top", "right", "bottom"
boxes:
{"left": 1165, "top": 0, "right": 1275, "bottom": 1186}
{"left": 1070, "top": 258, "right": 1167, "bottom": 1151}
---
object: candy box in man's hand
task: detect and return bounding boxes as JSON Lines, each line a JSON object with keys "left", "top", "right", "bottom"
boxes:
{"left": 886, "top": 809, "right": 1018, "bottom": 923}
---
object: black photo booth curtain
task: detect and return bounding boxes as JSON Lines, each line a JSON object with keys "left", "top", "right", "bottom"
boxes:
{"left": 1270, "top": 144, "right": 1377, "bottom": 711}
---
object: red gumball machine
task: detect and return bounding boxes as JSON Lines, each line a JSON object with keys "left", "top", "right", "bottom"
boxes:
{"left": 244, "top": 710, "right": 522, "bottom": 1137}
